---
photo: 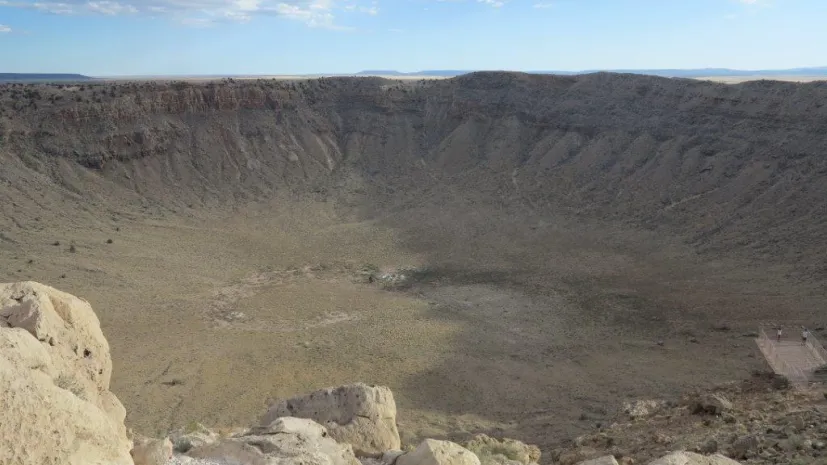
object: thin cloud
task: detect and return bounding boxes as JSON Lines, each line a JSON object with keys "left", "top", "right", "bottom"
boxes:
{"left": 0, "top": 23, "right": 11, "bottom": 32}
{"left": 435, "top": 0, "right": 506, "bottom": 7}
{"left": 0, "top": 0, "right": 376, "bottom": 27}
{"left": 343, "top": 0, "right": 376, "bottom": 15}
{"left": 86, "top": 1, "right": 138, "bottom": 15}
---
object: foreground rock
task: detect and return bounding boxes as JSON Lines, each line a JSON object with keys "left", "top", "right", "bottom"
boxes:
{"left": 623, "top": 400, "right": 665, "bottom": 419}
{"left": 187, "top": 416, "right": 361, "bottom": 465}
{"left": 131, "top": 435, "right": 173, "bottom": 465}
{"left": 382, "top": 450, "right": 406, "bottom": 465}
{"left": 260, "top": 383, "right": 401, "bottom": 456}
{"left": 465, "top": 434, "right": 541, "bottom": 465}
{"left": 397, "top": 439, "right": 481, "bottom": 465}
{"left": 690, "top": 394, "right": 732, "bottom": 416}
{"left": 0, "top": 281, "right": 132, "bottom": 465}
{"left": 169, "top": 422, "right": 220, "bottom": 453}
{"left": 549, "top": 372, "right": 815, "bottom": 465}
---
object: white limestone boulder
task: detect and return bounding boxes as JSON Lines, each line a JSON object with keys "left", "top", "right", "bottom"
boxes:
{"left": 187, "top": 416, "right": 361, "bottom": 465}
{"left": 260, "top": 383, "right": 401, "bottom": 456}
{"left": 0, "top": 282, "right": 132, "bottom": 465}
{"left": 397, "top": 439, "right": 481, "bottom": 465}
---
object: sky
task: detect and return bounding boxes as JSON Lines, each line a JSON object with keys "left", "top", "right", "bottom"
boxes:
{"left": 0, "top": 0, "right": 826, "bottom": 76}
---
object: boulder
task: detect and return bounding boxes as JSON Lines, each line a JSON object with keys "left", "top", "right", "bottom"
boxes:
{"left": 465, "top": 434, "right": 541, "bottom": 465}
{"left": 576, "top": 456, "right": 619, "bottom": 465}
{"left": 382, "top": 450, "right": 406, "bottom": 465}
{"left": 260, "top": 383, "right": 401, "bottom": 456}
{"left": 397, "top": 440, "right": 481, "bottom": 465}
{"left": 131, "top": 435, "right": 174, "bottom": 465}
{"left": 187, "top": 416, "right": 361, "bottom": 465}
{"left": 691, "top": 394, "right": 733, "bottom": 416}
{"left": 622, "top": 400, "right": 664, "bottom": 419}
{"left": 573, "top": 433, "right": 614, "bottom": 450}
{"left": 652, "top": 432, "right": 673, "bottom": 445}
{"left": 169, "top": 422, "right": 220, "bottom": 453}
{"left": 0, "top": 282, "right": 114, "bottom": 398}
{"left": 0, "top": 282, "right": 132, "bottom": 465}
{"left": 648, "top": 452, "right": 742, "bottom": 465}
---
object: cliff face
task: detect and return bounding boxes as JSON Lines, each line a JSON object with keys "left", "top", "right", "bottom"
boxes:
{"left": 1, "top": 73, "right": 827, "bottom": 269}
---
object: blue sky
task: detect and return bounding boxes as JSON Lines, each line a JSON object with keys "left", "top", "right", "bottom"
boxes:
{"left": 0, "top": 0, "right": 825, "bottom": 76}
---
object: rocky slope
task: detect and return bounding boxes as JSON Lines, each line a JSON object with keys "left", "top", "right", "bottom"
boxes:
{"left": 554, "top": 373, "right": 827, "bottom": 465}
{"left": 1, "top": 74, "right": 827, "bottom": 274}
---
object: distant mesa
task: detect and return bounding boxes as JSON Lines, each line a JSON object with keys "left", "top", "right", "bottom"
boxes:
{"left": 0, "top": 73, "right": 94, "bottom": 83}
{"left": 354, "top": 66, "right": 827, "bottom": 78}
{"left": 355, "top": 70, "right": 408, "bottom": 76}
{"left": 3, "top": 68, "right": 825, "bottom": 82}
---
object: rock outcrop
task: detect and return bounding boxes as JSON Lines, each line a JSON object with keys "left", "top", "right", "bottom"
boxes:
{"left": 689, "top": 394, "right": 732, "bottom": 416}
{"left": 382, "top": 449, "right": 406, "bottom": 465}
{"left": 397, "top": 439, "right": 481, "bottom": 465}
{"left": 187, "top": 416, "right": 361, "bottom": 465}
{"left": 169, "top": 422, "right": 220, "bottom": 453}
{"left": 623, "top": 400, "right": 665, "bottom": 420}
{"left": 0, "top": 281, "right": 132, "bottom": 465}
{"left": 131, "top": 435, "right": 173, "bottom": 465}
{"left": 465, "top": 434, "right": 541, "bottom": 465}
{"left": 551, "top": 372, "right": 827, "bottom": 465}
{"left": 260, "top": 383, "right": 401, "bottom": 457}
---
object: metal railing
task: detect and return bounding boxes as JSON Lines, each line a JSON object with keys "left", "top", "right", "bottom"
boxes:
{"left": 806, "top": 331, "right": 827, "bottom": 366}
{"left": 757, "top": 326, "right": 809, "bottom": 385}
